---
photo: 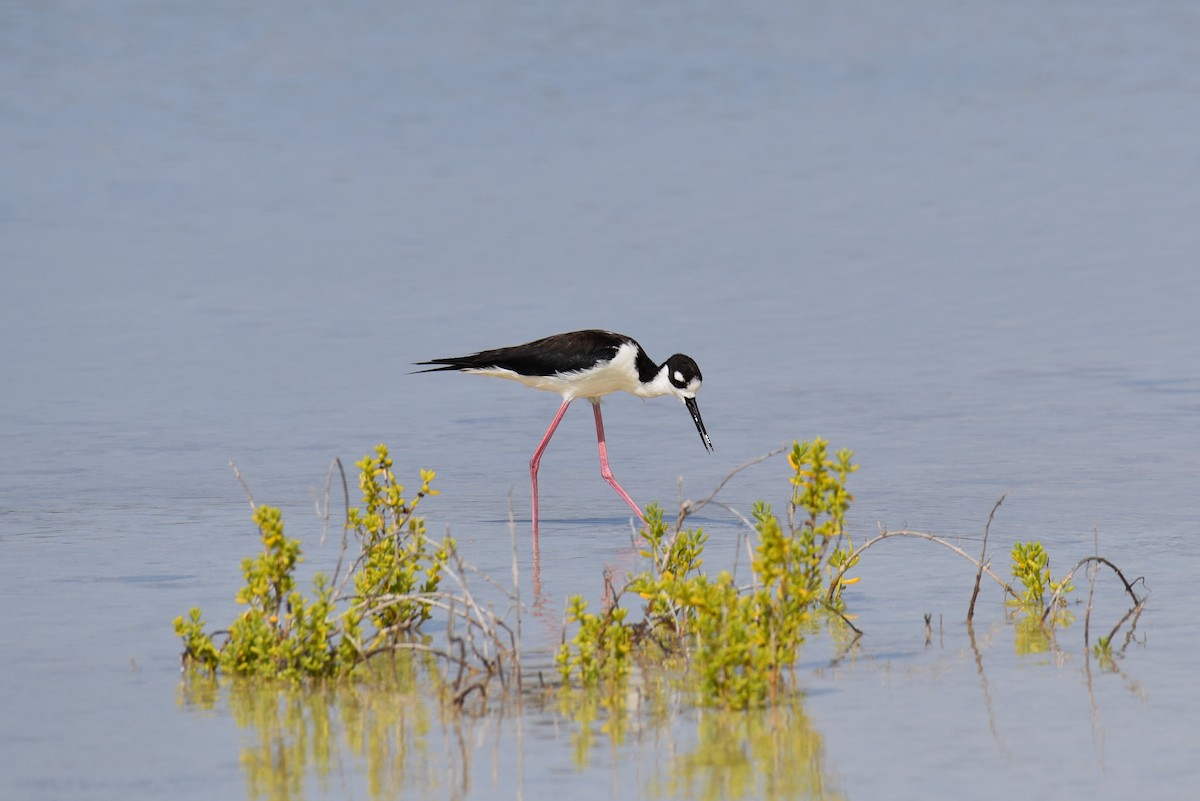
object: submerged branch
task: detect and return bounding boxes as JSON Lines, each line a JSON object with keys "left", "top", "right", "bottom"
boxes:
{"left": 1046, "top": 556, "right": 1144, "bottom": 613}
{"left": 826, "top": 527, "right": 1018, "bottom": 608}
{"left": 1041, "top": 556, "right": 1147, "bottom": 640}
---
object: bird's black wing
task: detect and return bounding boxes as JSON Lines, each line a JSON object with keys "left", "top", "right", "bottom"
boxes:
{"left": 415, "top": 329, "right": 634, "bottom": 376}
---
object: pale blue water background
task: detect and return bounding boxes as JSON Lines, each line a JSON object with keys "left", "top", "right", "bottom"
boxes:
{"left": 2, "top": 1, "right": 1198, "bottom": 799}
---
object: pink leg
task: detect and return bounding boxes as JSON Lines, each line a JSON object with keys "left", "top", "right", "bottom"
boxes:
{"left": 530, "top": 398, "right": 573, "bottom": 539}
{"left": 592, "top": 401, "right": 645, "bottom": 521}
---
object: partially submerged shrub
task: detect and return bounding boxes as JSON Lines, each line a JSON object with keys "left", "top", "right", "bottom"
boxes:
{"left": 346, "top": 447, "right": 451, "bottom": 648}
{"left": 174, "top": 445, "right": 452, "bottom": 680}
{"left": 1009, "top": 540, "right": 1073, "bottom": 622}
{"left": 175, "top": 505, "right": 347, "bottom": 679}
{"left": 559, "top": 437, "right": 861, "bottom": 708}
{"left": 177, "top": 437, "right": 1146, "bottom": 710}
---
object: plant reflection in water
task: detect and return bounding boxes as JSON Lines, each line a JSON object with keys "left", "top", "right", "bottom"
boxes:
{"left": 177, "top": 651, "right": 847, "bottom": 801}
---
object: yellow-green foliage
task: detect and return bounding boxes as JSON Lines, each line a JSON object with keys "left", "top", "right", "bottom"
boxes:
{"left": 560, "top": 438, "right": 861, "bottom": 708}
{"left": 174, "top": 505, "right": 345, "bottom": 679}
{"left": 349, "top": 445, "right": 452, "bottom": 645}
{"left": 628, "top": 504, "right": 709, "bottom": 634}
{"left": 785, "top": 439, "right": 860, "bottom": 607}
{"left": 177, "top": 436, "right": 1098, "bottom": 705}
{"left": 555, "top": 596, "right": 633, "bottom": 687}
{"left": 1009, "top": 540, "right": 1073, "bottom": 622}
{"left": 173, "top": 445, "right": 449, "bottom": 681}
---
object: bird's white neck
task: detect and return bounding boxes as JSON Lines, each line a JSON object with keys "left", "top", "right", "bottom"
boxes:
{"left": 635, "top": 362, "right": 701, "bottom": 401}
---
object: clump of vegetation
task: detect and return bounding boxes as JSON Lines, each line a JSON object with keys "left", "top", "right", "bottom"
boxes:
{"left": 176, "top": 437, "right": 1147, "bottom": 710}
{"left": 345, "top": 447, "right": 453, "bottom": 647}
{"left": 1007, "top": 538, "right": 1075, "bottom": 655}
{"left": 557, "top": 438, "right": 861, "bottom": 708}
{"left": 554, "top": 436, "right": 1148, "bottom": 706}
{"left": 1009, "top": 540, "right": 1074, "bottom": 623}
{"left": 175, "top": 503, "right": 347, "bottom": 679}
{"left": 174, "top": 445, "right": 492, "bottom": 688}
{"left": 556, "top": 595, "right": 635, "bottom": 687}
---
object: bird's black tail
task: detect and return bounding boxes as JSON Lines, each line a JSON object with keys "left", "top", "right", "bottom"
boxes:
{"left": 411, "top": 359, "right": 473, "bottom": 374}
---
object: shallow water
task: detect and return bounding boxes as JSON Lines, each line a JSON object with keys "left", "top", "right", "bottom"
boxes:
{"left": 2, "top": 1, "right": 1199, "bottom": 799}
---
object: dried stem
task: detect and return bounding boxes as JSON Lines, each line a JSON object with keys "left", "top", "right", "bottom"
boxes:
{"left": 967, "top": 494, "right": 1006, "bottom": 622}
{"left": 827, "top": 527, "right": 1018, "bottom": 608}
{"left": 1042, "top": 556, "right": 1144, "bottom": 624}
{"left": 675, "top": 445, "right": 788, "bottom": 532}
{"left": 322, "top": 457, "right": 352, "bottom": 590}
{"left": 229, "top": 460, "right": 257, "bottom": 511}
{"left": 1084, "top": 558, "right": 1099, "bottom": 648}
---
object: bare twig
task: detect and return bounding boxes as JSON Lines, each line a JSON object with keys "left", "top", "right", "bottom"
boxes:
{"left": 968, "top": 494, "right": 1006, "bottom": 622}
{"left": 675, "top": 445, "right": 788, "bottom": 532}
{"left": 824, "top": 602, "right": 862, "bottom": 637}
{"left": 343, "top": 525, "right": 521, "bottom": 699}
{"left": 323, "top": 457, "right": 353, "bottom": 591}
{"left": 229, "top": 461, "right": 257, "bottom": 511}
{"left": 1116, "top": 601, "right": 1147, "bottom": 656}
{"left": 827, "top": 527, "right": 1017, "bottom": 608}
{"left": 1084, "top": 557, "right": 1099, "bottom": 648}
{"left": 356, "top": 593, "right": 511, "bottom": 640}
{"left": 744, "top": 526, "right": 760, "bottom": 595}
{"left": 441, "top": 557, "right": 507, "bottom": 648}
{"left": 318, "top": 457, "right": 350, "bottom": 542}
{"left": 1103, "top": 597, "right": 1148, "bottom": 651}
{"left": 362, "top": 639, "right": 479, "bottom": 673}
{"left": 1042, "top": 556, "right": 1144, "bottom": 625}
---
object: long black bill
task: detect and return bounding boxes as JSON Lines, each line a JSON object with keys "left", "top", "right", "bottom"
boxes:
{"left": 685, "top": 396, "right": 714, "bottom": 452}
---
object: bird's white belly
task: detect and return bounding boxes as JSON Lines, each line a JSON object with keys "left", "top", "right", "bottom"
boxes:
{"left": 467, "top": 344, "right": 642, "bottom": 401}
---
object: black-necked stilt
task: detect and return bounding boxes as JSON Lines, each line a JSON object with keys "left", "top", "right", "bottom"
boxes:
{"left": 416, "top": 329, "right": 712, "bottom": 536}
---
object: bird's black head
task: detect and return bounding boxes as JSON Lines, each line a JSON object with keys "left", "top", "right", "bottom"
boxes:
{"left": 664, "top": 354, "right": 703, "bottom": 395}
{"left": 662, "top": 354, "right": 712, "bottom": 452}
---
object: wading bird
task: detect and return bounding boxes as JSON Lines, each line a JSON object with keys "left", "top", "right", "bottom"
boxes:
{"left": 416, "top": 329, "right": 712, "bottom": 537}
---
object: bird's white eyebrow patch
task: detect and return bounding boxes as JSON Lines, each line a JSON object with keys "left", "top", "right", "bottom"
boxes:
{"left": 673, "top": 370, "right": 684, "bottom": 383}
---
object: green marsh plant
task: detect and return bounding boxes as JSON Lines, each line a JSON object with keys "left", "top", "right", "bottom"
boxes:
{"left": 177, "top": 437, "right": 1147, "bottom": 711}
{"left": 174, "top": 445, "right": 515, "bottom": 701}
{"left": 1008, "top": 540, "right": 1073, "bottom": 624}
{"left": 558, "top": 437, "right": 862, "bottom": 708}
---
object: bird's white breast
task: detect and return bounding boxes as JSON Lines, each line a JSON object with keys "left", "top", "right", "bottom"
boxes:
{"left": 467, "top": 342, "right": 644, "bottom": 400}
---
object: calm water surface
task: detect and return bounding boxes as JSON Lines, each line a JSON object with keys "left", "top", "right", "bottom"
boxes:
{"left": 2, "top": 2, "right": 1198, "bottom": 799}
